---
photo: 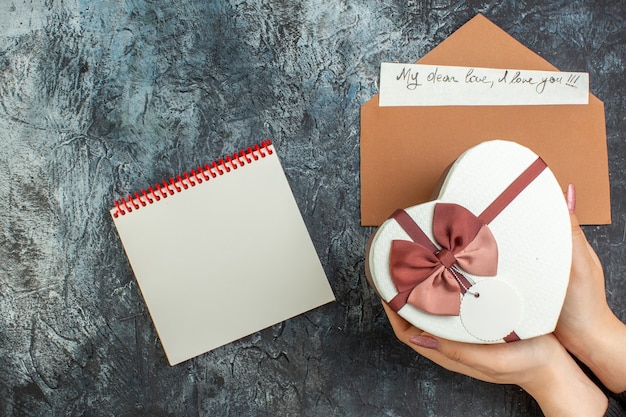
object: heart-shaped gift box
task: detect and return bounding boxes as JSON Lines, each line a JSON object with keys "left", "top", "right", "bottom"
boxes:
{"left": 366, "top": 140, "right": 572, "bottom": 343}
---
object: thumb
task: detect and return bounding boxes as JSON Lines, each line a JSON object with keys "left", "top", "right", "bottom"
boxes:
{"left": 568, "top": 183, "right": 586, "bottom": 246}
{"left": 567, "top": 183, "right": 603, "bottom": 271}
{"left": 569, "top": 208, "right": 603, "bottom": 273}
{"left": 412, "top": 333, "right": 494, "bottom": 371}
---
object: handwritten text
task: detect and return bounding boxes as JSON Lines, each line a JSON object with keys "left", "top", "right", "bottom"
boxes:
{"left": 381, "top": 63, "right": 589, "bottom": 106}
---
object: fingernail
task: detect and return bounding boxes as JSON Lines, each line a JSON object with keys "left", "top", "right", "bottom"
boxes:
{"left": 566, "top": 183, "right": 576, "bottom": 213}
{"left": 409, "top": 335, "right": 439, "bottom": 349}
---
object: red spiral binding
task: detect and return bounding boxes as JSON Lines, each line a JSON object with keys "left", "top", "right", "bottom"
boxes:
{"left": 112, "top": 140, "right": 273, "bottom": 218}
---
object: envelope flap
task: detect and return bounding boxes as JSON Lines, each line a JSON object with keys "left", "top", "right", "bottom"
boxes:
{"left": 418, "top": 14, "right": 558, "bottom": 71}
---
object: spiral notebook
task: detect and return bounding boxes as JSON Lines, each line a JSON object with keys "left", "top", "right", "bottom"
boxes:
{"left": 110, "top": 140, "right": 335, "bottom": 365}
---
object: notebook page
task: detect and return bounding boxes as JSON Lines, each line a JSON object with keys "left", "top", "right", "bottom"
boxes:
{"left": 111, "top": 144, "right": 335, "bottom": 365}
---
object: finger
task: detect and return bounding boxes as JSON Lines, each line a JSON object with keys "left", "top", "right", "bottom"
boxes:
{"left": 567, "top": 184, "right": 602, "bottom": 269}
{"left": 433, "top": 335, "right": 539, "bottom": 385}
{"left": 433, "top": 336, "right": 494, "bottom": 370}
{"left": 381, "top": 301, "right": 423, "bottom": 340}
{"left": 570, "top": 212, "right": 603, "bottom": 272}
{"left": 566, "top": 183, "right": 576, "bottom": 213}
{"left": 570, "top": 212, "right": 589, "bottom": 255}
{"left": 410, "top": 334, "right": 500, "bottom": 383}
{"left": 381, "top": 303, "right": 452, "bottom": 365}
{"left": 568, "top": 184, "right": 585, "bottom": 241}
{"left": 381, "top": 302, "right": 463, "bottom": 368}
{"left": 382, "top": 303, "right": 498, "bottom": 382}
{"left": 383, "top": 300, "right": 502, "bottom": 369}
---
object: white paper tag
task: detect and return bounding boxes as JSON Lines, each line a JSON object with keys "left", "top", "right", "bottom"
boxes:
{"left": 379, "top": 63, "right": 589, "bottom": 106}
{"left": 460, "top": 280, "right": 522, "bottom": 342}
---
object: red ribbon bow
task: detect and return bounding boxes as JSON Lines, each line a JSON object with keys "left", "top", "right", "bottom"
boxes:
{"left": 389, "top": 203, "right": 498, "bottom": 316}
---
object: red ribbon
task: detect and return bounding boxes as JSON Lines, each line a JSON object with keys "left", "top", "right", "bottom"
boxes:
{"left": 386, "top": 157, "right": 547, "bottom": 316}
{"left": 389, "top": 203, "right": 498, "bottom": 315}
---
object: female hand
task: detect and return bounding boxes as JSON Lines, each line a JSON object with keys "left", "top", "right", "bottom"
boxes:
{"left": 382, "top": 302, "right": 608, "bottom": 416}
{"left": 555, "top": 184, "right": 626, "bottom": 393}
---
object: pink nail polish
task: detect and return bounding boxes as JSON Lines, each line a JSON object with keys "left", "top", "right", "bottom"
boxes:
{"left": 409, "top": 335, "right": 439, "bottom": 349}
{"left": 566, "top": 183, "right": 576, "bottom": 213}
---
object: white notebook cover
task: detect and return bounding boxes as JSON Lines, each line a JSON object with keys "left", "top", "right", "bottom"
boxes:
{"left": 111, "top": 141, "right": 335, "bottom": 365}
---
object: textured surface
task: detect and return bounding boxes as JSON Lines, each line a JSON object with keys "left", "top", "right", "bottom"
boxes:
{"left": 0, "top": 1, "right": 624, "bottom": 416}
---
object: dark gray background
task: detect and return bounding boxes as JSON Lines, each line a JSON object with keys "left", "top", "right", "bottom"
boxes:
{"left": 1, "top": 1, "right": 624, "bottom": 416}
